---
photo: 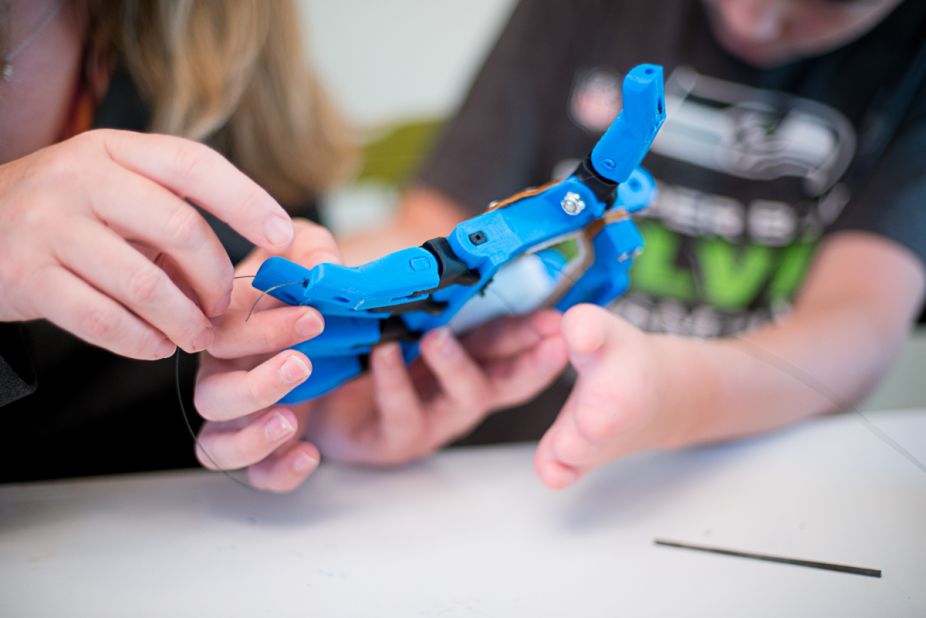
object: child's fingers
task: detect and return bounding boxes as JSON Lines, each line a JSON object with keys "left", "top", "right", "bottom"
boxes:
{"left": 534, "top": 426, "right": 582, "bottom": 490}
{"left": 534, "top": 305, "right": 644, "bottom": 489}
{"left": 247, "top": 442, "right": 321, "bottom": 493}
{"left": 369, "top": 342, "right": 428, "bottom": 457}
{"left": 209, "top": 305, "right": 324, "bottom": 359}
{"left": 535, "top": 392, "right": 593, "bottom": 489}
{"left": 462, "top": 310, "right": 563, "bottom": 361}
{"left": 560, "top": 304, "right": 621, "bottom": 367}
{"left": 194, "top": 351, "right": 312, "bottom": 421}
{"left": 196, "top": 408, "right": 300, "bottom": 471}
{"left": 484, "top": 336, "right": 569, "bottom": 408}
{"left": 539, "top": 382, "right": 633, "bottom": 479}
{"left": 420, "top": 328, "right": 492, "bottom": 420}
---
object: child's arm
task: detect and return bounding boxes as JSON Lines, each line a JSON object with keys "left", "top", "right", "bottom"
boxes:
{"left": 535, "top": 231, "right": 925, "bottom": 488}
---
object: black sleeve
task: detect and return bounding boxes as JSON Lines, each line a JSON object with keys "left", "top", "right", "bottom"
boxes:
{"left": 0, "top": 325, "right": 37, "bottom": 407}
{"left": 829, "top": 86, "right": 926, "bottom": 268}
{"left": 414, "top": 0, "right": 577, "bottom": 213}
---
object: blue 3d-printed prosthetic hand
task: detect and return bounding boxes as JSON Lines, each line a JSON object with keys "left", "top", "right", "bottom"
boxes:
{"left": 253, "top": 64, "right": 666, "bottom": 403}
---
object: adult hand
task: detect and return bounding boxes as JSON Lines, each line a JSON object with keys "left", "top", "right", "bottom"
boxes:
{"left": 192, "top": 219, "right": 335, "bottom": 491}
{"left": 194, "top": 239, "right": 568, "bottom": 491}
{"left": 0, "top": 129, "right": 295, "bottom": 359}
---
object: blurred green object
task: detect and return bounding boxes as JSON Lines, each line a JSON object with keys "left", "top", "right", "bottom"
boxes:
{"left": 356, "top": 118, "right": 445, "bottom": 186}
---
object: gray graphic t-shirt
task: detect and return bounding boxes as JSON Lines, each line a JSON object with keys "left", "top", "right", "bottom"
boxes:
{"left": 417, "top": 0, "right": 926, "bottom": 337}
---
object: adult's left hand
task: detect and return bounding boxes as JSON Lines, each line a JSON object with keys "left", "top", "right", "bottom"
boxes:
{"left": 193, "top": 227, "right": 568, "bottom": 491}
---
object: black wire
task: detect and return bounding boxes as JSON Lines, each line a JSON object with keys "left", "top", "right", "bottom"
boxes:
{"left": 654, "top": 539, "right": 881, "bottom": 578}
{"left": 246, "top": 280, "right": 307, "bottom": 322}
{"left": 174, "top": 349, "right": 256, "bottom": 491}
{"left": 677, "top": 238, "right": 926, "bottom": 476}
{"left": 731, "top": 335, "right": 926, "bottom": 475}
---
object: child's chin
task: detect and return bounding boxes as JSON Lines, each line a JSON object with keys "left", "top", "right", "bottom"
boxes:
{"left": 715, "top": 33, "right": 799, "bottom": 68}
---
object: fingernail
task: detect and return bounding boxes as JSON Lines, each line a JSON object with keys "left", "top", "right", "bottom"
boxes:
{"left": 295, "top": 311, "right": 323, "bottom": 339}
{"left": 280, "top": 355, "right": 311, "bottom": 383}
{"left": 156, "top": 339, "right": 176, "bottom": 358}
{"left": 548, "top": 464, "right": 580, "bottom": 488}
{"left": 212, "top": 289, "right": 232, "bottom": 316}
{"left": 292, "top": 451, "right": 318, "bottom": 473}
{"left": 264, "top": 216, "right": 294, "bottom": 247}
{"left": 192, "top": 328, "right": 213, "bottom": 351}
{"left": 376, "top": 343, "right": 402, "bottom": 367}
{"left": 431, "top": 328, "right": 458, "bottom": 358}
{"left": 265, "top": 412, "right": 295, "bottom": 441}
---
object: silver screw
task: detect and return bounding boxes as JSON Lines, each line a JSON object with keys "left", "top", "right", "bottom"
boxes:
{"left": 560, "top": 191, "right": 586, "bottom": 216}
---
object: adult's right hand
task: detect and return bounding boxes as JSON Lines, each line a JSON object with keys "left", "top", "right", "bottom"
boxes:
{"left": 0, "top": 129, "right": 295, "bottom": 359}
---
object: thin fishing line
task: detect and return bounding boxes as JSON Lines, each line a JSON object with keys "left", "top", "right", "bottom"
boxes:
{"left": 174, "top": 349, "right": 256, "bottom": 491}
{"left": 173, "top": 277, "right": 309, "bottom": 486}
{"left": 677, "top": 236, "right": 926, "bottom": 476}
{"left": 731, "top": 334, "right": 926, "bottom": 474}
{"left": 246, "top": 280, "right": 307, "bottom": 322}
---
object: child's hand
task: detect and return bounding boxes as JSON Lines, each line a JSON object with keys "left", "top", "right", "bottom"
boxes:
{"left": 304, "top": 312, "right": 568, "bottom": 469}
{"left": 534, "top": 304, "right": 673, "bottom": 489}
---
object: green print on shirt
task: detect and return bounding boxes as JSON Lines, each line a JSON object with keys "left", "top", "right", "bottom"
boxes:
{"left": 630, "top": 221, "right": 816, "bottom": 310}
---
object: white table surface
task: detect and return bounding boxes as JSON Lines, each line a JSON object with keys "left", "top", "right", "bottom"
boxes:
{"left": 1, "top": 409, "right": 924, "bottom": 618}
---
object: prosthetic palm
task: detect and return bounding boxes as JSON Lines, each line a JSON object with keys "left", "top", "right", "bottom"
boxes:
{"left": 253, "top": 64, "right": 666, "bottom": 403}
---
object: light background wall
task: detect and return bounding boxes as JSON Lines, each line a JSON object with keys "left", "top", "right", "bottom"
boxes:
{"left": 298, "top": 0, "right": 517, "bottom": 235}
{"left": 300, "top": 0, "right": 517, "bottom": 127}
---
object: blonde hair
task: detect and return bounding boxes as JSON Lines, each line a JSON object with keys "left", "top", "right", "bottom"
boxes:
{"left": 86, "top": 0, "right": 356, "bottom": 207}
